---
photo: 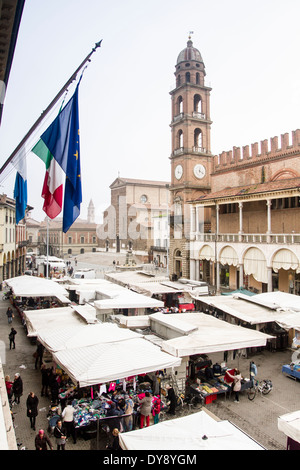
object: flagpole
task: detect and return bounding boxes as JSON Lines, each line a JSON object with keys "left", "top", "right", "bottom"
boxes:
{"left": 0, "top": 40, "right": 102, "bottom": 177}
{"left": 46, "top": 217, "right": 49, "bottom": 279}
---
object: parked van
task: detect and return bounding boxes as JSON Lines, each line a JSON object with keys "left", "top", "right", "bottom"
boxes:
{"left": 73, "top": 269, "right": 96, "bottom": 279}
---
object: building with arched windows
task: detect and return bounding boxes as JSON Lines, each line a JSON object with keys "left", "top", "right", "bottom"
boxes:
{"left": 169, "top": 38, "right": 300, "bottom": 295}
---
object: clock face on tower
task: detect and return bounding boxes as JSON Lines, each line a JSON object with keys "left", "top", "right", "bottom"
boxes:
{"left": 193, "top": 163, "right": 206, "bottom": 179}
{"left": 175, "top": 164, "right": 183, "bottom": 180}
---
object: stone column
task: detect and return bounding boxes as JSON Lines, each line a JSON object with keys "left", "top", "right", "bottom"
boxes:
{"left": 190, "top": 259, "right": 196, "bottom": 280}
{"left": 267, "top": 267, "right": 273, "bottom": 292}
{"left": 238, "top": 202, "right": 243, "bottom": 241}
{"left": 266, "top": 200, "right": 272, "bottom": 243}
{"left": 195, "top": 259, "right": 200, "bottom": 281}
{"left": 239, "top": 263, "right": 244, "bottom": 288}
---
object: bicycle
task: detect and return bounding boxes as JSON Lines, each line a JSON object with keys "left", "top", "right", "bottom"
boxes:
{"left": 247, "top": 379, "right": 273, "bottom": 401}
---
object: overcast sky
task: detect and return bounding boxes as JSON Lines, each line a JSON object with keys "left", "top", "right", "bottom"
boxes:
{"left": 1, "top": 0, "right": 300, "bottom": 223}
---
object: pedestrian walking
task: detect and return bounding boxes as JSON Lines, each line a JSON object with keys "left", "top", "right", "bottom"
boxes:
{"left": 5, "top": 375, "right": 13, "bottom": 402}
{"left": 6, "top": 307, "right": 13, "bottom": 324}
{"left": 12, "top": 373, "right": 23, "bottom": 404}
{"left": 152, "top": 395, "right": 161, "bottom": 424}
{"left": 34, "top": 342, "right": 44, "bottom": 369}
{"left": 49, "top": 371, "right": 59, "bottom": 404}
{"left": 138, "top": 391, "right": 152, "bottom": 428}
{"left": 166, "top": 384, "right": 176, "bottom": 415}
{"left": 226, "top": 368, "right": 242, "bottom": 403}
{"left": 8, "top": 327, "right": 17, "bottom": 349}
{"left": 62, "top": 401, "right": 77, "bottom": 444}
{"left": 40, "top": 364, "right": 50, "bottom": 397}
{"left": 123, "top": 395, "right": 134, "bottom": 432}
{"left": 53, "top": 419, "right": 67, "bottom": 450}
{"left": 35, "top": 429, "right": 53, "bottom": 450}
{"left": 250, "top": 361, "right": 258, "bottom": 382}
{"left": 26, "top": 391, "right": 39, "bottom": 430}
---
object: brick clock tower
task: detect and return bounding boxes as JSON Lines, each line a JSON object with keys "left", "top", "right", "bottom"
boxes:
{"left": 169, "top": 36, "right": 212, "bottom": 280}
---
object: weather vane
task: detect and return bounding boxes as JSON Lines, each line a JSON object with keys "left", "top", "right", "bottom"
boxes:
{"left": 188, "top": 31, "right": 194, "bottom": 40}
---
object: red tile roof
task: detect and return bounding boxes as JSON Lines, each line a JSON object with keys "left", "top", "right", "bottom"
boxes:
{"left": 192, "top": 177, "right": 300, "bottom": 203}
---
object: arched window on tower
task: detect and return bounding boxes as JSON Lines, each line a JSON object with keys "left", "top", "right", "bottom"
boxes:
{"left": 177, "top": 74, "right": 181, "bottom": 87}
{"left": 194, "top": 128, "right": 203, "bottom": 151}
{"left": 185, "top": 72, "right": 190, "bottom": 83}
{"left": 194, "top": 94, "right": 202, "bottom": 113}
{"left": 177, "top": 96, "right": 183, "bottom": 115}
{"left": 177, "top": 129, "right": 183, "bottom": 149}
{"left": 196, "top": 73, "right": 200, "bottom": 84}
{"left": 193, "top": 94, "right": 204, "bottom": 118}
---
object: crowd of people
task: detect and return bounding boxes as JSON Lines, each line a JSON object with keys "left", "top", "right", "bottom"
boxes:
{"left": 5, "top": 354, "right": 179, "bottom": 451}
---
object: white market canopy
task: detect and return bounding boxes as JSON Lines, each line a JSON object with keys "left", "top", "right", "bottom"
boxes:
{"left": 94, "top": 293, "right": 164, "bottom": 310}
{"left": 119, "top": 410, "right": 264, "bottom": 450}
{"left": 37, "top": 323, "right": 143, "bottom": 353}
{"left": 4, "top": 275, "right": 70, "bottom": 300}
{"left": 24, "top": 307, "right": 88, "bottom": 337}
{"left": 198, "top": 293, "right": 300, "bottom": 327}
{"left": 52, "top": 337, "right": 181, "bottom": 387}
{"left": 151, "top": 312, "right": 273, "bottom": 357}
{"left": 278, "top": 410, "right": 300, "bottom": 444}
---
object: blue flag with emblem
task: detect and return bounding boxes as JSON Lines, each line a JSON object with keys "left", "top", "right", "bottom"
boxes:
{"left": 39, "top": 83, "right": 82, "bottom": 232}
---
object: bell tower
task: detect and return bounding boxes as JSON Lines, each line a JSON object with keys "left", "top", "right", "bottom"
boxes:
{"left": 169, "top": 35, "right": 212, "bottom": 280}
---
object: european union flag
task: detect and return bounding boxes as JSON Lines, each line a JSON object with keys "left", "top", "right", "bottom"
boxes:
{"left": 40, "top": 84, "right": 82, "bottom": 232}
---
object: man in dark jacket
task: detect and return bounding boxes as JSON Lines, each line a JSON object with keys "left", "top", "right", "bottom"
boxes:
{"left": 12, "top": 373, "right": 23, "bottom": 404}
{"left": 26, "top": 391, "right": 39, "bottom": 430}
{"left": 9, "top": 327, "right": 17, "bottom": 349}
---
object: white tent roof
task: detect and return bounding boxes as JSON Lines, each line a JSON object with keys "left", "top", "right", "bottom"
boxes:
{"left": 119, "top": 410, "right": 264, "bottom": 450}
{"left": 254, "top": 291, "right": 300, "bottom": 312}
{"left": 198, "top": 294, "right": 300, "bottom": 326}
{"left": 72, "top": 304, "right": 98, "bottom": 324}
{"left": 4, "top": 275, "right": 69, "bottom": 299}
{"left": 152, "top": 312, "right": 273, "bottom": 357}
{"left": 37, "top": 323, "right": 143, "bottom": 353}
{"left": 52, "top": 337, "right": 181, "bottom": 387}
{"left": 94, "top": 293, "right": 164, "bottom": 310}
{"left": 24, "top": 307, "right": 87, "bottom": 337}
{"left": 278, "top": 410, "right": 300, "bottom": 444}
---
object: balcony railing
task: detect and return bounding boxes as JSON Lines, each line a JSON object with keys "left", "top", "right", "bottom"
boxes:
{"left": 192, "top": 232, "right": 300, "bottom": 244}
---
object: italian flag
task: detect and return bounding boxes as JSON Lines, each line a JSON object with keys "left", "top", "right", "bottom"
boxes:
{"left": 32, "top": 139, "right": 63, "bottom": 219}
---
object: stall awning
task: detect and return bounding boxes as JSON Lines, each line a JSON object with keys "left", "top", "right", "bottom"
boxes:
{"left": 119, "top": 410, "right": 265, "bottom": 450}
{"left": 278, "top": 410, "right": 300, "bottom": 444}
{"left": 52, "top": 337, "right": 181, "bottom": 387}
{"left": 4, "top": 275, "right": 69, "bottom": 298}
{"left": 24, "top": 307, "right": 88, "bottom": 337}
{"left": 37, "top": 323, "right": 143, "bottom": 353}
{"left": 157, "top": 312, "right": 273, "bottom": 357}
{"left": 244, "top": 247, "right": 267, "bottom": 284}
{"left": 94, "top": 294, "right": 164, "bottom": 310}
{"left": 199, "top": 245, "right": 215, "bottom": 261}
{"left": 219, "top": 246, "right": 239, "bottom": 267}
{"left": 272, "top": 249, "right": 300, "bottom": 273}
{"left": 198, "top": 294, "right": 300, "bottom": 326}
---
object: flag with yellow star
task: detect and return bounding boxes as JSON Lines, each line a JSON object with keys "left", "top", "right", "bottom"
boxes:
{"left": 37, "top": 83, "right": 82, "bottom": 232}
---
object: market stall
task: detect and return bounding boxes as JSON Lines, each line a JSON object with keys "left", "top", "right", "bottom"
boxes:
{"left": 52, "top": 337, "right": 181, "bottom": 388}
{"left": 37, "top": 323, "right": 143, "bottom": 353}
{"left": 118, "top": 409, "right": 265, "bottom": 450}
{"left": 149, "top": 312, "right": 274, "bottom": 357}
{"left": 23, "top": 307, "right": 91, "bottom": 338}
{"left": 3, "top": 275, "right": 71, "bottom": 322}
{"left": 278, "top": 410, "right": 300, "bottom": 450}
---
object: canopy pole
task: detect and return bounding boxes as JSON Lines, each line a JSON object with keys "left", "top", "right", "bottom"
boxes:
{"left": 46, "top": 217, "right": 49, "bottom": 279}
